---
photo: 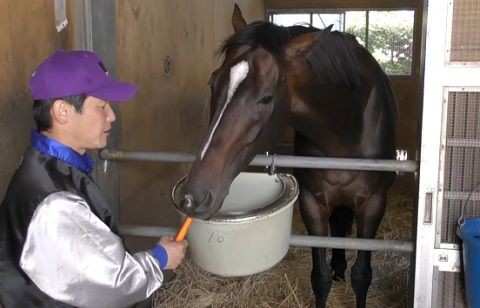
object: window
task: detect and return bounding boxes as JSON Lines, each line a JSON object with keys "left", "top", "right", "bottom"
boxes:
{"left": 268, "top": 9, "right": 415, "bottom": 76}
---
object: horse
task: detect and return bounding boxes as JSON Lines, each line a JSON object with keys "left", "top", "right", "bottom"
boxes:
{"left": 179, "top": 5, "right": 398, "bottom": 308}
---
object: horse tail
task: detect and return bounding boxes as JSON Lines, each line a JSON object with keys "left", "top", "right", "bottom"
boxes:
{"left": 329, "top": 206, "right": 354, "bottom": 237}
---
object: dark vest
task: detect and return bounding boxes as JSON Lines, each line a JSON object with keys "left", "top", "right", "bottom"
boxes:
{"left": 0, "top": 147, "right": 118, "bottom": 308}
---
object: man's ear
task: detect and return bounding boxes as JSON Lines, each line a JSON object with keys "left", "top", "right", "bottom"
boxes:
{"left": 50, "top": 100, "right": 71, "bottom": 125}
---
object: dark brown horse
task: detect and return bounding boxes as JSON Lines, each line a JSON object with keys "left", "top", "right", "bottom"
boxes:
{"left": 179, "top": 5, "right": 397, "bottom": 308}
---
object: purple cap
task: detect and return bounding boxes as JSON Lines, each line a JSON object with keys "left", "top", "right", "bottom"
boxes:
{"left": 29, "top": 50, "right": 138, "bottom": 102}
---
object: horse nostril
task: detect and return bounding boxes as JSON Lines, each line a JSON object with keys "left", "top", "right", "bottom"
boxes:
{"left": 181, "top": 194, "right": 194, "bottom": 210}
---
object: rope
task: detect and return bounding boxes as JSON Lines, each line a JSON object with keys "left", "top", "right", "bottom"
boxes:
{"left": 458, "top": 181, "right": 480, "bottom": 226}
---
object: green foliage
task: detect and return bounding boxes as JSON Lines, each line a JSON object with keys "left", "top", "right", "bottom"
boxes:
{"left": 346, "top": 23, "right": 413, "bottom": 75}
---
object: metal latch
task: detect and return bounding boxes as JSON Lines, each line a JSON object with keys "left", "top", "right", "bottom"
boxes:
{"left": 433, "top": 249, "right": 461, "bottom": 272}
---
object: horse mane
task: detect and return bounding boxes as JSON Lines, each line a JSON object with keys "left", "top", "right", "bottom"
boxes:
{"left": 218, "top": 21, "right": 317, "bottom": 59}
{"left": 307, "top": 30, "right": 365, "bottom": 88}
{"left": 219, "top": 21, "right": 367, "bottom": 88}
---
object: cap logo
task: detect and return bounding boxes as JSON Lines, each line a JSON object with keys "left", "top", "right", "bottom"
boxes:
{"left": 98, "top": 61, "right": 109, "bottom": 75}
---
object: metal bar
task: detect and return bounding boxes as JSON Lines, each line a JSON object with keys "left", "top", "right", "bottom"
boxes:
{"left": 251, "top": 155, "right": 418, "bottom": 172}
{"left": 100, "top": 149, "right": 196, "bottom": 163}
{"left": 290, "top": 235, "right": 413, "bottom": 252}
{"left": 119, "top": 225, "right": 414, "bottom": 253}
{"left": 120, "top": 225, "right": 177, "bottom": 238}
{"left": 100, "top": 149, "right": 418, "bottom": 172}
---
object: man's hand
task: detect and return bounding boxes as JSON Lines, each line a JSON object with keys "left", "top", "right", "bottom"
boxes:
{"left": 158, "top": 236, "right": 188, "bottom": 269}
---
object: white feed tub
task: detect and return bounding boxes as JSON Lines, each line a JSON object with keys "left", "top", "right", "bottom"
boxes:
{"left": 172, "top": 172, "right": 299, "bottom": 277}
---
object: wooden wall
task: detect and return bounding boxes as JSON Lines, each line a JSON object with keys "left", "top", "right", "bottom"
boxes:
{"left": 0, "top": 0, "right": 74, "bottom": 199}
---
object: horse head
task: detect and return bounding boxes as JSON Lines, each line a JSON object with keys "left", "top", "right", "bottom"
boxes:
{"left": 179, "top": 5, "right": 295, "bottom": 219}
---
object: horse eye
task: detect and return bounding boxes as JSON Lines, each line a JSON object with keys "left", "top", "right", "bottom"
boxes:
{"left": 258, "top": 95, "right": 273, "bottom": 105}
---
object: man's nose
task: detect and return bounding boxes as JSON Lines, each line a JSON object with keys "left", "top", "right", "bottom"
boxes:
{"left": 106, "top": 103, "right": 116, "bottom": 122}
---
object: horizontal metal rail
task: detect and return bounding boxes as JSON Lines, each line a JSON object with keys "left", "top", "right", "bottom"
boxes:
{"left": 100, "top": 149, "right": 418, "bottom": 172}
{"left": 120, "top": 225, "right": 414, "bottom": 253}
{"left": 120, "top": 225, "right": 177, "bottom": 237}
{"left": 290, "top": 235, "right": 413, "bottom": 252}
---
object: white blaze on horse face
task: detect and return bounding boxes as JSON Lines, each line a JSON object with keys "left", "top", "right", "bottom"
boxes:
{"left": 200, "top": 61, "right": 249, "bottom": 160}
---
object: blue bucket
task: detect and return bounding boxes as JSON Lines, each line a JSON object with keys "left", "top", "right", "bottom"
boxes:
{"left": 457, "top": 219, "right": 480, "bottom": 308}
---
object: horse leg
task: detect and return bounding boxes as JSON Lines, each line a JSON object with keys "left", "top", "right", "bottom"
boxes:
{"left": 299, "top": 188, "right": 332, "bottom": 308}
{"left": 351, "top": 193, "right": 387, "bottom": 308}
{"left": 329, "top": 206, "right": 353, "bottom": 281}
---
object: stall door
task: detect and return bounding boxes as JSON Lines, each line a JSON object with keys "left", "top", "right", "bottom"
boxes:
{"left": 415, "top": 0, "right": 480, "bottom": 307}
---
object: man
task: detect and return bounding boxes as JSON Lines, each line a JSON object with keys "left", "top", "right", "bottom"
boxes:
{"left": 0, "top": 50, "right": 188, "bottom": 308}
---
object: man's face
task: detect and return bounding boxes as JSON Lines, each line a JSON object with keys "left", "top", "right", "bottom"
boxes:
{"left": 69, "top": 96, "right": 116, "bottom": 153}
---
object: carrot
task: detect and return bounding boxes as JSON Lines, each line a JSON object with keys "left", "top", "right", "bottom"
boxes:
{"left": 175, "top": 216, "right": 192, "bottom": 241}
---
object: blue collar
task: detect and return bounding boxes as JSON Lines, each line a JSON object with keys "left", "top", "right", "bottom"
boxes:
{"left": 31, "top": 130, "right": 95, "bottom": 174}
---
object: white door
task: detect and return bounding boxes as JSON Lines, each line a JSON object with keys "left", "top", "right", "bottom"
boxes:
{"left": 415, "top": 0, "right": 480, "bottom": 307}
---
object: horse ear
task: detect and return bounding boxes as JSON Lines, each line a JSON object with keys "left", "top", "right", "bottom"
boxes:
{"left": 285, "top": 24, "right": 335, "bottom": 58}
{"left": 308, "top": 25, "right": 333, "bottom": 46}
{"left": 301, "top": 30, "right": 332, "bottom": 67}
{"left": 285, "top": 28, "right": 331, "bottom": 60}
{"left": 284, "top": 33, "right": 316, "bottom": 59}
{"left": 232, "top": 4, "right": 247, "bottom": 32}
